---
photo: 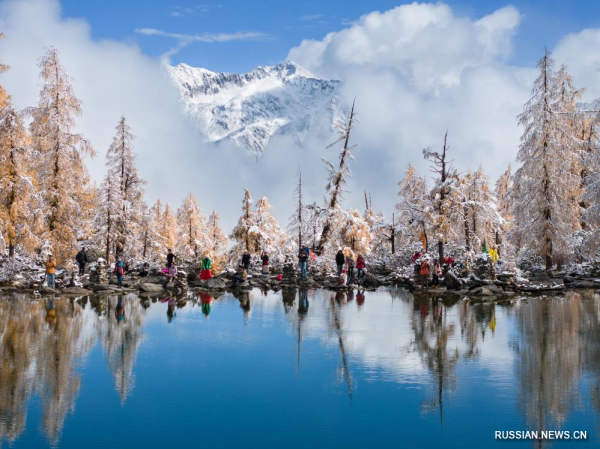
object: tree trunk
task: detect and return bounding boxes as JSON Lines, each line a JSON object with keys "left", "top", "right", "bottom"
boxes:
{"left": 438, "top": 240, "right": 444, "bottom": 265}
{"left": 463, "top": 206, "right": 471, "bottom": 252}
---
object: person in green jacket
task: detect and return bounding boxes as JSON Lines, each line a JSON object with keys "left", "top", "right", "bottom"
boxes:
{"left": 199, "top": 254, "right": 213, "bottom": 280}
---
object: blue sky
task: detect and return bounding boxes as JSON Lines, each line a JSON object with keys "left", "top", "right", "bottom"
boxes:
{"left": 60, "top": 0, "right": 600, "bottom": 72}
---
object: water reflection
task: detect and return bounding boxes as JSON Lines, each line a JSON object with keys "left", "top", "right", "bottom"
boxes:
{"left": 100, "top": 295, "right": 145, "bottom": 404}
{"left": 0, "top": 290, "right": 599, "bottom": 448}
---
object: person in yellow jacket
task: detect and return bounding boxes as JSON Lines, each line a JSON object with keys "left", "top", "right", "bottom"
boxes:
{"left": 45, "top": 254, "right": 57, "bottom": 288}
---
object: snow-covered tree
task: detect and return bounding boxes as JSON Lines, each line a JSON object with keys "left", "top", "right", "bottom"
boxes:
{"left": 396, "top": 164, "right": 431, "bottom": 250}
{"left": 159, "top": 202, "right": 178, "bottom": 253}
{"left": 512, "top": 50, "right": 583, "bottom": 268}
{"left": 230, "top": 189, "right": 256, "bottom": 260}
{"left": 94, "top": 174, "right": 120, "bottom": 262}
{"left": 458, "top": 167, "right": 503, "bottom": 252}
{"left": 206, "top": 209, "right": 228, "bottom": 257}
{"left": 138, "top": 203, "right": 163, "bottom": 262}
{"left": 105, "top": 116, "right": 145, "bottom": 259}
{"left": 0, "top": 107, "right": 39, "bottom": 256}
{"left": 176, "top": 193, "right": 207, "bottom": 262}
{"left": 582, "top": 114, "right": 600, "bottom": 249}
{"left": 29, "top": 47, "right": 95, "bottom": 262}
{"left": 287, "top": 169, "right": 304, "bottom": 250}
{"left": 316, "top": 99, "right": 357, "bottom": 254}
{"left": 423, "top": 132, "right": 458, "bottom": 261}
{"left": 0, "top": 33, "right": 10, "bottom": 112}
{"left": 253, "top": 196, "right": 288, "bottom": 258}
{"left": 494, "top": 165, "right": 513, "bottom": 256}
{"left": 339, "top": 209, "right": 372, "bottom": 255}
{"left": 304, "top": 202, "right": 324, "bottom": 251}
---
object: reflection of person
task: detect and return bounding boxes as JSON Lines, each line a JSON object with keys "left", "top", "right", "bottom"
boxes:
{"left": 45, "top": 254, "right": 57, "bottom": 288}
{"left": 356, "top": 290, "right": 365, "bottom": 307}
{"left": 115, "top": 297, "right": 125, "bottom": 322}
{"left": 335, "top": 291, "right": 347, "bottom": 304}
{"left": 167, "top": 298, "right": 176, "bottom": 322}
{"left": 199, "top": 292, "right": 213, "bottom": 317}
{"left": 298, "top": 289, "right": 309, "bottom": 316}
{"left": 45, "top": 298, "right": 57, "bottom": 326}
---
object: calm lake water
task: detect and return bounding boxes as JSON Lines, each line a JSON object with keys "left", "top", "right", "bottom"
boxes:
{"left": 1, "top": 288, "right": 599, "bottom": 449}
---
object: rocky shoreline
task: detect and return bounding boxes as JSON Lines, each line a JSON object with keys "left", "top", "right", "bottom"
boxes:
{"left": 1, "top": 262, "right": 599, "bottom": 300}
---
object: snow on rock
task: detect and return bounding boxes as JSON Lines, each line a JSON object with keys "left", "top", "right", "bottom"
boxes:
{"left": 168, "top": 61, "right": 341, "bottom": 155}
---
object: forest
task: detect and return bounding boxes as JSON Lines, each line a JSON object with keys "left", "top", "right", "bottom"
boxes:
{"left": 0, "top": 39, "right": 599, "bottom": 276}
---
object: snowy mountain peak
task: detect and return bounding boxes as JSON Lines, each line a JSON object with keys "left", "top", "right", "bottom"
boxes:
{"left": 168, "top": 61, "right": 341, "bottom": 154}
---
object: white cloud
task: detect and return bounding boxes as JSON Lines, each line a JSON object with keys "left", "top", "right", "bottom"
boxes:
{"left": 553, "top": 29, "right": 600, "bottom": 103}
{"left": 287, "top": 2, "right": 533, "bottom": 203}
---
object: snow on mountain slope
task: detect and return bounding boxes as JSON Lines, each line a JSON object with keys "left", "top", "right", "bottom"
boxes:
{"left": 168, "top": 61, "right": 341, "bottom": 154}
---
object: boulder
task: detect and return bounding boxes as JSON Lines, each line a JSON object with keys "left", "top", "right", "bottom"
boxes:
{"left": 140, "top": 283, "right": 165, "bottom": 293}
{"left": 199, "top": 277, "right": 228, "bottom": 290}
{"left": 444, "top": 271, "right": 463, "bottom": 290}
{"left": 39, "top": 286, "right": 60, "bottom": 295}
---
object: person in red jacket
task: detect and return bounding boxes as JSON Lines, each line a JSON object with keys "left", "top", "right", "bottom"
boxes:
{"left": 356, "top": 255, "right": 366, "bottom": 280}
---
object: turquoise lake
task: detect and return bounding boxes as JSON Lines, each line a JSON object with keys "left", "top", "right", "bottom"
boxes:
{"left": 0, "top": 288, "right": 599, "bottom": 448}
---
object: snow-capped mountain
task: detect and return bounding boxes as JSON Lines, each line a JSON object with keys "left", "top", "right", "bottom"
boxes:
{"left": 168, "top": 61, "right": 341, "bottom": 154}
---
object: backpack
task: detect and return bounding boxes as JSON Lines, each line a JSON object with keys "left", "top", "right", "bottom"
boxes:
{"left": 115, "top": 263, "right": 124, "bottom": 276}
{"left": 420, "top": 261, "right": 430, "bottom": 276}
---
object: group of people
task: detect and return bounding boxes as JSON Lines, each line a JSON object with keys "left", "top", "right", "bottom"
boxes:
{"left": 336, "top": 250, "right": 366, "bottom": 286}
{"left": 412, "top": 251, "right": 446, "bottom": 287}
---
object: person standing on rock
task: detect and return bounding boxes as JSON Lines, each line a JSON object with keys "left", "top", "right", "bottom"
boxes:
{"left": 45, "top": 254, "right": 57, "bottom": 288}
{"left": 432, "top": 260, "right": 442, "bottom": 286}
{"left": 199, "top": 254, "right": 213, "bottom": 280}
{"left": 298, "top": 248, "right": 308, "bottom": 278}
{"left": 345, "top": 254, "right": 355, "bottom": 285}
{"left": 168, "top": 262, "right": 178, "bottom": 285}
{"left": 114, "top": 258, "right": 125, "bottom": 288}
{"left": 420, "top": 258, "right": 430, "bottom": 287}
{"left": 335, "top": 250, "right": 345, "bottom": 276}
{"left": 75, "top": 247, "right": 88, "bottom": 275}
{"left": 339, "top": 269, "right": 348, "bottom": 286}
{"left": 242, "top": 251, "right": 251, "bottom": 271}
{"left": 166, "top": 249, "right": 176, "bottom": 268}
{"left": 261, "top": 252, "right": 269, "bottom": 277}
{"left": 356, "top": 255, "right": 366, "bottom": 281}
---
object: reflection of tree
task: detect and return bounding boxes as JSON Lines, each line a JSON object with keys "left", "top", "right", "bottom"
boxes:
{"left": 0, "top": 299, "right": 44, "bottom": 444}
{"left": 573, "top": 292, "right": 600, "bottom": 434}
{"left": 37, "top": 298, "right": 96, "bottom": 444}
{"left": 410, "top": 296, "right": 459, "bottom": 425}
{"left": 514, "top": 295, "right": 582, "bottom": 448}
{"left": 100, "top": 295, "right": 145, "bottom": 404}
{"left": 458, "top": 300, "right": 496, "bottom": 360}
{"left": 328, "top": 293, "right": 353, "bottom": 400}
